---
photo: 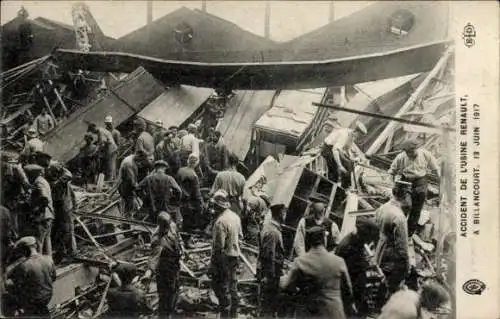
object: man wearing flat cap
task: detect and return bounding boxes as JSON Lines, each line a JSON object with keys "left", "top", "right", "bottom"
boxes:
{"left": 321, "top": 120, "right": 367, "bottom": 189}
{"left": 209, "top": 189, "right": 243, "bottom": 318}
{"left": 374, "top": 180, "right": 413, "bottom": 296}
{"left": 104, "top": 115, "right": 122, "bottom": 148}
{"left": 179, "top": 123, "right": 201, "bottom": 165}
{"left": 136, "top": 160, "right": 183, "bottom": 223}
{"left": 134, "top": 118, "right": 155, "bottom": 157}
{"left": 156, "top": 129, "right": 181, "bottom": 175}
{"left": 77, "top": 132, "right": 99, "bottom": 186}
{"left": 24, "top": 164, "right": 54, "bottom": 256}
{"left": 5, "top": 236, "right": 56, "bottom": 317}
{"left": 280, "top": 226, "right": 355, "bottom": 319}
{"left": 21, "top": 127, "right": 44, "bottom": 162}
{"left": 88, "top": 122, "right": 118, "bottom": 181}
{"left": 388, "top": 138, "right": 440, "bottom": 236}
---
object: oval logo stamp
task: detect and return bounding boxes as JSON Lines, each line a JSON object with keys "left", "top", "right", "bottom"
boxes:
{"left": 462, "top": 279, "right": 486, "bottom": 295}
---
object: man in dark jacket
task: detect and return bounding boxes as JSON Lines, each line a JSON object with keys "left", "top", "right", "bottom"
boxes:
{"left": 149, "top": 212, "right": 183, "bottom": 318}
{"left": 134, "top": 118, "right": 155, "bottom": 157}
{"left": 336, "top": 218, "right": 379, "bottom": 316}
{"left": 107, "top": 263, "right": 153, "bottom": 317}
{"left": 257, "top": 203, "right": 286, "bottom": 318}
{"left": 136, "top": 160, "right": 183, "bottom": 224}
{"left": 280, "top": 226, "right": 355, "bottom": 319}
{"left": 155, "top": 130, "right": 181, "bottom": 176}
{"left": 5, "top": 236, "right": 56, "bottom": 318}
{"left": 176, "top": 154, "right": 204, "bottom": 243}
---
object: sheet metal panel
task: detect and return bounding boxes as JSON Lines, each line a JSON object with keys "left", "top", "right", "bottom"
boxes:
{"left": 138, "top": 85, "right": 213, "bottom": 128}
{"left": 44, "top": 67, "right": 164, "bottom": 163}
{"left": 217, "top": 90, "right": 276, "bottom": 160}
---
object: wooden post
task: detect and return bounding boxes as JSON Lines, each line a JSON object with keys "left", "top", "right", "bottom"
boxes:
{"left": 340, "top": 191, "right": 359, "bottom": 239}
{"left": 365, "top": 46, "right": 454, "bottom": 156}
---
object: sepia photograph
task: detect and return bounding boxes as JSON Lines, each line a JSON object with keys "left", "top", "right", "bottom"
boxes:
{"left": 0, "top": 1, "right": 498, "bottom": 318}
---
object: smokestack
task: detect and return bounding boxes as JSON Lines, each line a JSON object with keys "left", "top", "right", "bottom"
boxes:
{"left": 201, "top": 0, "right": 207, "bottom": 12}
{"left": 329, "top": 1, "right": 335, "bottom": 23}
{"left": 147, "top": 1, "right": 153, "bottom": 24}
{"left": 265, "top": 1, "right": 271, "bottom": 39}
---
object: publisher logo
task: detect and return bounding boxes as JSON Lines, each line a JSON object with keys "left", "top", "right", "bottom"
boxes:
{"left": 462, "top": 279, "right": 486, "bottom": 295}
{"left": 462, "top": 23, "right": 476, "bottom": 48}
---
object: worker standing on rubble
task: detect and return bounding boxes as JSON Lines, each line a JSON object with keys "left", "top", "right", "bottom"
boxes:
{"left": 210, "top": 152, "right": 246, "bottom": 216}
{"left": 77, "top": 133, "right": 99, "bottom": 186}
{"left": 204, "top": 131, "right": 230, "bottom": 185}
{"left": 46, "top": 162, "right": 77, "bottom": 263}
{"left": 321, "top": 121, "right": 367, "bottom": 189}
{"left": 388, "top": 139, "right": 440, "bottom": 236}
{"left": 21, "top": 127, "right": 44, "bottom": 162}
{"left": 176, "top": 154, "right": 204, "bottom": 246}
{"left": 293, "top": 202, "right": 340, "bottom": 257}
{"left": 104, "top": 115, "right": 122, "bottom": 148}
{"left": 335, "top": 218, "right": 379, "bottom": 316}
{"left": 156, "top": 129, "right": 182, "bottom": 176}
{"left": 374, "top": 180, "right": 412, "bottom": 296}
{"left": 209, "top": 190, "right": 242, "bottom": 318}
{"left": 24, "top": 164, "right": 53, "bottom": 256}
{"left": 153, "top": 120, "right": 166, "bottom": 146}
{"left": 33, "top": 108, "right": 55, "bottom": 138}
{"left": 4, "top": 236, "right": 56, "bottom": 318}
{"left": 280, "top": 226, "right": 355, "bottom": 319}
{"left": 106, "top": 263, "right": 153, "bottom": 317}
{"left": 88, "top": 122, "right": 118, "bottom": 181}
{"left": 136, "top": 160, "right": 183, "bottom": 223}
{"left": 117, "top": 152, "right": 148, "bottom": 217}
{"left": 243, "top": 192, "right": 271, "bottom": 246}
{"left": 149, "top": 212, "right": 183, "bottom": 318}
{"left": 134, "top": 118, "right": 156, "bottom": 157}
{"left": 1, "top": 152, "right": 30, "bottom": 236}
{"left": 257, "top": 203, "right": 286, "bottom": 318}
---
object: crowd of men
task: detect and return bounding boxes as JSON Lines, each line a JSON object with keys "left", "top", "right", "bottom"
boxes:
{"left": 0, "top": 113, "right": 451, "bottom": 319}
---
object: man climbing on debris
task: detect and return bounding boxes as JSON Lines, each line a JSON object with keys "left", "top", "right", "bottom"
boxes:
{"left": 104, "top": 115, "right": 122, "bottom": 148}
{"left": 106, "top": 263, "right": 153, "bottom": 317}
{"left": 33, "top": 108, "right": 55, "bottom": 138}
{"left": 335, "top": 218, "right": 379, "bottom": 316}
{"left": 156, "top": 129, "right": 181, "bottom": 176}
{"left": 45, "top": 161, "right": 77, "bottom": 263}
{"left": 88, "top": 122, "right": 118, "bottom": 181}
{"left": 293, "top": 201, "right": 340, "bottom": 257}
{"left": 116, "top": 151, "right": 150, "bottom": 217}
{"left": 148, "top": 212, "right": 183, "bottom": 318}
{"left": 4, "top": 236, "right": 56, "bottom": 318}
{"left": 388, "top": 139, "right": 440, "bottom": 236}
{"left": 374, "top": 180, "right": 412, "bottom": 296}
{"left": 257, "top": 203, "right": 286, "bottom": 318}
{"left": 280, "top": 226, "right": 355, "bottom": 319}
{"left": 134, "top": 117, "right": 155, "bottom": 157}
{"left": 209, "top": 189, "right": 242, "bottom": 318}
{"left": 24, "top": 164, "right": 53, "bottom": 256}
{"left": 210, "top": 152, "right": 246, "bottom": 216}
{"left": 176, "top": 154, "right": 204, "bottom": 246}
{"left": 21, "top": 127, "right": 44, "bottom": 162}
{"left": 136, "top": 160, "right": 183, "bottom": 224}
{"left": 77, "top": 133, "right": 99, "bottom": 186}
{"left": 321, "top": 120, "right": 367, "bottom": 189}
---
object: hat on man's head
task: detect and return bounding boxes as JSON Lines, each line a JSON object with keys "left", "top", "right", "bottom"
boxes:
{"left": 26, "top": 127, "right": 37, "bottom": 138}
{"left": 24, "top": 164, "right": 44, "bottom": 175}
{"left": 355, "top": 121, "right": 367, "bottom": 135}
{"left": 155, "top": 120, "right": 163, "bottom": 126}
{"left": 258, "top": 192, "right": 272, "bottom": 207}
{"left": 104, "top": 116, "right": 113, "bottom": 123}
{"left": 133, "top": 118, "right": 146, "bottom": 130}
{"left": 187, "top": 123, "right": 197, "bottom": 133}
{"left": 211, "top": 189, "right": 230, "bottom": 209}
{"left": 114, "top": 262, "right": 137, "bottom": 283}
{"left": 154, "top": 160, "right": 169, "bottom": 169}
{"left": 157, "top": 211, "right": 173, "bottom": 225}
{"left": 14, "top": 236, "right": 37, "bottom": 249}
{"left": 401, "top": 138, "right": 419, "bottom": 150}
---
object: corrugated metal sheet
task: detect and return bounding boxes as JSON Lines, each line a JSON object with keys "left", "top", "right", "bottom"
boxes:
{"left": 255, "top": 89, "right": 325, "bottom": 139}
{"left": 217, "top": 90, "right": 276, "bottom": 160}
{"left": 44, "top": 67, "right": 164, "bottom": 163}
{"left": 138, "top": 85, "right": 213, "bottom": 128}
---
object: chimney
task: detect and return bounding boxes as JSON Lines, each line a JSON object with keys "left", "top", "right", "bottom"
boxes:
{"left": 201, "top": 0, "right": 207, "bottom": 12}
{"left": 265, "top": 1, "right": 271, "bottom": 39}
{"left": 147, "top": 1, "right": 153, "bottom": 24}
{"left": 329, "top": 1, "right": 335, "bottom": 23}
